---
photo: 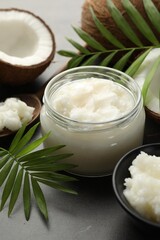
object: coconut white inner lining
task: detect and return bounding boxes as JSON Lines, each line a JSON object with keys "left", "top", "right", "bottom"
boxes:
{"left": 0, "top": 11, "right": 53, "bottom": 66}
{"left": 134, "top": 48, "right": 160, "bottom": 114}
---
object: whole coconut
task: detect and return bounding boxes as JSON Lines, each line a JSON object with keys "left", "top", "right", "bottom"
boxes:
{"left": 81, "top": 0, "right": 160, "bottom": 49}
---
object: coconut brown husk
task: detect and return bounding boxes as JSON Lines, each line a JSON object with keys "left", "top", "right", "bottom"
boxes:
{"left": 0, "top": 8, "right": 56, "bottom": 86}
{"left": 81, "top": 0, "right": 160, "bottom": 49}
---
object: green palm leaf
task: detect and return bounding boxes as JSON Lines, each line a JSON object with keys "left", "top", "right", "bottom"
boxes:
{"left": 25, "top": 163, "right": 76, "bottom": 172}
{"left": 66, "top": 38, "right": 90, "bottom": 54}
{"left": 125, "top": 48, "right": 152, "bottom": 76}
{"left": 89, "top": 6, "right": 125, "bottom": 49}
{"left": 10, "top": 123, "right": 40, "bottom": 155}
{"left": 100, "top": 51, "right": 117, "bottom": 66}
{"left": 68, "top": 55, "right": 86, "bottom": 68}
{"left": 126, "top": 48, "right": 152, "bottom": 77}
{"left": 8, "top": 168, "right": 24, "bottom": 216}
{"left": 106, "top": 0, "right": 143, "bottom": 46}
{"left": 143, "top": 0, "right": 160, "bottom": 33}
{"left": 73, "top": 26, "right": 106, "bottom": 51}
{"left": 23, "top": 172, "right": 31, "bottom": 221}
{"left": 59, "top": 0, "right": 160, "bottom": 86}
{"left": 0, "top": 123, "right": 77, "bottom": 221}
{"left": 0, "top": 158, "right": 14, "bottom": 187}
{"left": 81, "top": 53, "right": 101, "bottom": 66}
{"left": 21, "top": 154, "right": 73, "bottom": 167}
{"left": 18, "top": 145, "right": 65, "bottom": 163}
{"left": 31, "top": 172, "right": 77, "bottom": 182}
{"left": 36, "top": 178, "right": 77, "bottom": 195}
{"left": 9, "top": 123, "right": 27, "bottom": 152}
{"left": 0, "top": 154, "right": 10, "bottom": 170}
{"left": 31, "top": 177, "right": 48, "bottom": 220}
{"left": 16, "top": 133, "right": 50, "bottom": 157}
{"left": 114, "top": 50, "right": 134, "bottom": 71}
{"left": 122, "top": 0, "right": 159, "bottom": 45}
{"left": 0, "top": 150, "right": 8, "bottom": 157}
{"left": 0, "top": 163, "right": 19, "bottom": 211}
{"left": 57, "top": 50, "right": 78, "bottom": 58}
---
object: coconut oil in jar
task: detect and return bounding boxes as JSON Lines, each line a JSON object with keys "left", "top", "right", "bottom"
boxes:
{"left": 40, "top": 66, "right": 145, "bottom": 176}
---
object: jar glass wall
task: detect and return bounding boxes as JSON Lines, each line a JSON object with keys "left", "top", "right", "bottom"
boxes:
{"left": 40, "top": 66, "right": 145, "bottom": 177}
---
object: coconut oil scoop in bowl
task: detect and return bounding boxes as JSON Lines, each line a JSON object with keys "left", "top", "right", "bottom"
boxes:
{"left": 0, "top": 60, "right": 63, "bottom": 141}
{"left": 0, "top": 84, "right": 45, "bottom": 138}
{"left": 0, "top": 62, "right": 67, "bottom": 140}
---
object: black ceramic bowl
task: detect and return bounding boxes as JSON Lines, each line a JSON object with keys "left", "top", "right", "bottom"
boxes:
{"left": 112, "top": 143, "right": 160, "bottom": 233}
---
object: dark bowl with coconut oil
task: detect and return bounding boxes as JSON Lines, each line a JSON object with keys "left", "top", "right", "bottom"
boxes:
{"left": 112, "top": 143, "right": 160, "bottom": 233}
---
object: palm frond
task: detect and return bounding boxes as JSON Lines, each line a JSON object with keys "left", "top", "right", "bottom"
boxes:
{"left": 81, "top": 53, "right": 101, "bottom": 66}
{"left": 0, "top": 123, "right": 77, "bottom": 221}
{"left": 31, "top": 172, "right": 77, "bottom": 182}
{"left": 35, "top": 178, "right": 77, "bottom": 195}
{"left": 9, "top": 123, "right": 27, "bottom": 152}
{"left": 113, "top": 50, "right": 134, "bottom": 71}
{"left": 66, "top": 38, "right": 91, "bottom": 54}
{"left": 89, "top": 6, "right": 125, "bottom": 49}
{"left": 0, "top": 163, "right": 19, "bottom": 211}
{"left": 122, "top": 0, "right": 159, "bottom": 45}
{"left": 68, "top": 55, "right": 86, "bottom": 68}
{"left": 8, "top": 168, "right": 23, "bottom": 217}
{"left": 0, "top": 158, "right": 14, "bottom": 187}
{"left": 23, "top": 172, "right": 31, "bottom": 221}
{"left": 31, "top": 177, "right": 48, "bottom": 220}
{"left": 100, "top": 51, "right": 117, "bottom": 66}
{"left": 0, "top": 154, "right": 10, "bottom": 170}
{"left": 125, "top": 48, "right": 152, "bottom": 76}
{"left": 16, "top": 133, "right": 50, "bottom": 157}
{"left": 10, "top": 123, "right": 40, "bottom": 155}
{"left": 72, "top": 26, "right": 106, "bottom": 51}
{"left": 21, "top": 154, "right": 73, "bottom": 167}
{"left": 18, "top": 145, "right": 65, "bottom": 163}
{"left": 106, "top": 0, "right": 143, "bottom": 46}
{"left": 143, "top": 0, "right": 160, "bottom": 33}
{"left": 57, "top": 50, "right": 78, "bottom": 58}
{"left": 58, "top": 0, "right": 160, "bottom": 81}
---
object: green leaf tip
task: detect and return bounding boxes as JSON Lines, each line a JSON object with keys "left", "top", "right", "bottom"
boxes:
{"left": 0, "top": 122, "right": 77, "bottom": 222}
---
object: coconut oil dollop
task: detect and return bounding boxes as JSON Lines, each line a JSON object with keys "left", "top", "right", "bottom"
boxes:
{"left": 52, "top": 78, "right": 135, "bottom": 122}
{"left": 124, "top": 152, "right": 160, "bottom": 222}
{"left": 0, "top": 97, "right": 35, "bottom": 131}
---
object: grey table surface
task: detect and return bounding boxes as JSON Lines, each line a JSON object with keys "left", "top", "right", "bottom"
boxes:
{"left": 0, "top": 1, "right": 160, "bottom": 240}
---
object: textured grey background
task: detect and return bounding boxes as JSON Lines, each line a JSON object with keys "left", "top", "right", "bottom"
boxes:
{"left": 0, "top": 1, "right": 158, "bottom": 240}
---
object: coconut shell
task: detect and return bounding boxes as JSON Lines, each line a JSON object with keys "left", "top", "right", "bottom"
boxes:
{"left": 145, "top": 106, "right": 160, "bottom": 124}
{"left": 81, "top": 0, "right": 160, "bottom": 49}
{"left": 0, "top": 51, "right": 55, "bottom": 86}
{"left": 0, "top": 8, "right": 56, "bottom": 86}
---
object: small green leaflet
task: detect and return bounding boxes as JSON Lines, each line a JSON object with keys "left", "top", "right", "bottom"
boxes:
{"left": 143, "top": 0, "right": 160, "bottom": 33}
{"left": 142, "top": 55, "right": 160, "bottom": 102}
{"left": 106, "top": 0, "right": 143, "bottom": 46}
{"left": 122, "top": 0, "right": 159, "bottom": 45}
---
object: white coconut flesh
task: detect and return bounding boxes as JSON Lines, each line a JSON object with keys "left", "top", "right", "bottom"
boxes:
{"left": 0, "top": 10, "right": 53, "bottom": 66}
{"left": 133, "top": 48, "right": 160, "bottom": 114}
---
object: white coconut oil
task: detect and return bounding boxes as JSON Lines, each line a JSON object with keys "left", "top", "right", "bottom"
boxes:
{"left": 0, "top": 97, "right": 34, "bottom": 132}
{"left": 40, "top": 66, "right": 145, "bottom": 176}
{"left": 124, "top": 151, "right": 160, "bottom": 223}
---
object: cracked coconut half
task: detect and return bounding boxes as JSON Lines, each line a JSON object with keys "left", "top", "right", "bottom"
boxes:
{"left": 0, "top": 8, "right": 56, "bottom": 85}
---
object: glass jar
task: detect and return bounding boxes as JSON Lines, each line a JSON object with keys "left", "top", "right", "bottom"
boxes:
{"left": 40, "top": 66, "right": 145, "bottom": 177}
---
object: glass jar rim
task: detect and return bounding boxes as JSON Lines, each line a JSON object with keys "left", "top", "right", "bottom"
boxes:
{"left": 43, "top": 66, "right": 142, "bottom": 128}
